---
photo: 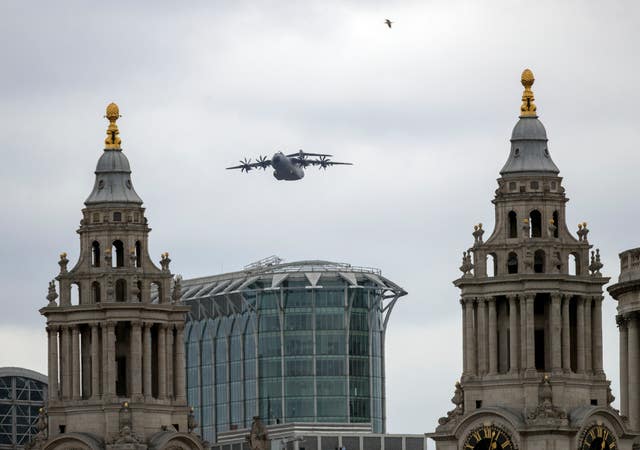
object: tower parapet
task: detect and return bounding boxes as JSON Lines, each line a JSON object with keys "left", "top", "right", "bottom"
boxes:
{"left": 36, "top": 105, "right": 206, "bottom": 450}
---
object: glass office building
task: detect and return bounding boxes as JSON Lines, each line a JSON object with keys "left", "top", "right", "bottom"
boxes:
{"left": 0, "top": 367, "right": 47, "bottom": 449}
{"left": 180, "top": 259, "right": 407, "bottom": 443}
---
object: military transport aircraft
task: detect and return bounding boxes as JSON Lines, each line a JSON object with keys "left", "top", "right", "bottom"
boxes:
{"left": 226, "top": 150, "right": 352, "bottom": 181}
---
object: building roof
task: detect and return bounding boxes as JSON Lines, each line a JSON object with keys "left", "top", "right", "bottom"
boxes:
{"left": 499, "top": 116, "right": 560, "bottom": 177}
{"left": 84, "top": 149, "right": 144, "bottom": 206}
{"left": 0, "top": 367, "right": 47, "bottom": 384}
{"left": 171, "top": 259, "right": 407, "bottom": 306}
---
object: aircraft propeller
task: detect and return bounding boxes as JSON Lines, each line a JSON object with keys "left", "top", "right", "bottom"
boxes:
{"left": 318, "top": 155, "right": 331, "bottom": 169}
{"left": 256, "top": 155, "right": 270, "bottom": 170}
{"left": 239, "top": 157, "right": 252, "bottom": 173}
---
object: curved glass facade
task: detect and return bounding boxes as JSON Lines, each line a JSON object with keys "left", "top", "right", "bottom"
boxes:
{"left": 183, "top": 261, "right": 406, "bottom": 443}
{"left": 0, "top": 368, "right": 47, "bottom": 449}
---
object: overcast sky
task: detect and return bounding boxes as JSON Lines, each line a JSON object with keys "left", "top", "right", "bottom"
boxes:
{"left": 1, "top": 0, "right": 640, "bottom": 439}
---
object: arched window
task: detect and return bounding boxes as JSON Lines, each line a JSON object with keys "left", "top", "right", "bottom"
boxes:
{"left": 136, "top": 280, "right": 142, "bottom": 302}
{"left": 91, "top": 241, "right": 100, "bottom": 267}
{"left": 569, "top": 253, "right": 580, "bottom": 276}
{"left": 135, "top": 241, "right": 142, "bottom": 268}
{"left": 534, "top": 250, "right": 545, "bottom": 273}
{"left": 92, "top": 281, "right": 101, "bottom": 303}
{"left": 115, "top": 279, "right": 126, "bottom": 302}
{"left": 112, "top": 240, "right": 124, "bottom": 268}
{"left": 508, "top": 211, "right": 518, "bottom": 238}
{"left": 152, "top": 281, "right": 163, "bottom": 304}
{"left": 530, "top": 210, "right": 542, "bottom": 238}
{"left": 486, "top": 253, "right": 497, "bottom": 277}
{"left": 552, "top": 211, "right": 559, "bottom": 238}
{"left": 70, "top": 282, "right": 81, "bottom": 306}
{"left": 507, "top": 252, "right": 518, "bottom": 274}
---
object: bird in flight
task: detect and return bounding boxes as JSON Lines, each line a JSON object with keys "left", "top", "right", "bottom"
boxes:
{"left": 385, "top": 19, "right": 393, "bottom": 28}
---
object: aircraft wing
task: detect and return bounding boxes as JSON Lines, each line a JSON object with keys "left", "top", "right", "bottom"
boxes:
{"left": 307, "top": 158, "right": 353, "bottom": 168}
{"left": 226, "top": 159, "right": 272, "bottom": 171}
{"left": 285, "top": 151, "right": 333, "bottom": 158}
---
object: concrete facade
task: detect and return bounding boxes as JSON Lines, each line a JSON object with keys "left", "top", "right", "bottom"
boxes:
{"left": 428, "top": 71, "right": 638, "bottom": 449}
{"left": 31, "top": 104, "right": 206, "bottom": 450}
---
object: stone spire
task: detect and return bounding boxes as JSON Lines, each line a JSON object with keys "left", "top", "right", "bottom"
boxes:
{"left": 85, "top": 104, "right": 143, "bottom": 206}
{"left": 500, "top": 69, "right": 560, "bottom": 177}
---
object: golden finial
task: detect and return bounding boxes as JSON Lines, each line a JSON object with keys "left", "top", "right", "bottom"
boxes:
{"left": 104, "top": 102, "right": 122, "bottom": 150}
{"left": 520, "top": 69, "right": 537, "bottom": 117}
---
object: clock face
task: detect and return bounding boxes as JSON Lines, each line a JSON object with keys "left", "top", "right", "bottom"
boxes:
{"left": 581, "top": 425, "right": 617, "bottom": 450}
{"left": 463, "top": 425, "right": 515, "bottom": 450}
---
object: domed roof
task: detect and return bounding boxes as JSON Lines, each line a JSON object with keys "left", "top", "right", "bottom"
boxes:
{"left": 500, "top": 116, "right": 560, "bottom": 177}
{"left": 84, "top": 149, "right": 143, "bottom": 206}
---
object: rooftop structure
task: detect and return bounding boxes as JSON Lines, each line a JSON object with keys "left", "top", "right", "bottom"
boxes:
{"left": 0, "top": 367, "right": 47, "bottom": 449}
{"left": 181, "top": 259, "right": 407, "bottom": 443}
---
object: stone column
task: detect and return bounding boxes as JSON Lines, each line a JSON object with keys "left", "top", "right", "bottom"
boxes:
{"left": 508, "top": 296, "right": 518, "bottom": 374}
{"left": 175, "top": 323, "right": 186, "bottom": 402}
{"left": 550, "top": 293, "right": 562, "bottom": 373}
{"left": 62, "top": 326, "right": 71, "bottom": 399}
{"left": 461, "top": 299, "right": 467, "bottom": 375}
{"left": 619, "top": 315, "right": 629, "bottom": 418}
{"left": 47, "top": 326, "right": 59, "bottom": 401}
{"left": 143, "top": 322, "right": 153, "bottom": 399}
{"left": 520, "top": 296, "right": 527, "bottom": 371}
{"left": 477, "top": 298, "right": 488, "bottom": 376}
{"left": 576, "top": 297, "right": 585, "bottom": 373}
{"left": 72, "top": 325, "right": 81, "bottom": 400}
{"left": 592, "top": 296, "right": 604, "bottom": 376}
{"left": 166, "top": 325, "right": 174, "bottom": 399}
{"left": 101, "top": 324, "right": 108, "bottom": 396}
{"left": 130, "top": 321, "right": 143, "bottom": 399}
{"left": 91, "top": 324, "right": 100, "bottom": 399}
{"left": 525, "top": 295, "right": 535, "bottom": 373}
{"left": 584, "top": 298, "right": 593, "bottom": 373}
{"left": 562, "top": 295, "right": 571, "bottom": 372}
{"left": 106, "top": 321, "right": 116, "bottom": 397}
{"left": 488, "top": 297, "right": 498, "bottom": 375}
{"left": 628, "top": 314, "right": 640, "bottom": 430}
{"left": 158, "top": 324, "right": 167, "bottom": 399}
{"left": 464, "top": 299, "right": 476, "bottom": 376}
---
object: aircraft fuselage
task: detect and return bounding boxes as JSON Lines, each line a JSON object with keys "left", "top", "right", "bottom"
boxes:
{"left": 272, "top": 152, "right": 305, "bottom": 180}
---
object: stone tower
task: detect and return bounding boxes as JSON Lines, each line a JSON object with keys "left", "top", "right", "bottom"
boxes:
{"left": 429, "top": 71, "right": 630, "bottom": 450}
{"left": 609, "top": 249, "right": 640, "bottom": 434}
{"left": 34, "top": 104, "right": 206, "bottom": 450}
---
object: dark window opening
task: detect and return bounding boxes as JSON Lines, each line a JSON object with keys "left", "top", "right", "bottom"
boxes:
{"left": 92, "top": 281, "right": 101, "bottom": 303}
{"left": 113, "top": 211, "right": 122, "bottom": 222}
{"left": 59, "top": 425, "right": 66, "bottom": 434}
{"left": 116, "top": 356, "right": 127, "bottom": 396}
{"left": 534, "top": 250, "right": 545, "bottom": 273}
{"left": 552, "top": 211, "right": 559, "bottom": 238}
{"left": 591, "top": 399, "right": 598, "bottom": 406}
{"left": 530, "top": 210, "right": 542, "bottom": 237}
{"left": 173, "top": 424, "right": 180, "bottom": 432}
{"left": 91, "top": 241, "right": 100, "bottom": 267}
{"left": 535, "top": 329, "right": 546, "bottom": 371}
{"left": 509, "top": 181, "right": 517, "bottom": 191}
{"left": 530, "top": 181, "right": 539, "bottom": 190}
{"left": 570, "top": 298, "right": 577, "bottom": 372}
{"left": 507, "top": 252, "right": 518, "bottom": 274}
{"left": 115, "top": 279, "right": 126, "bottom": 302}
{"left": 475, "top": 400, "right": 482, "bottom": 409}
{"left": 508, "top": 211, "right": 517, "bottom": 238}
{"left": 137, "top": 281, "right": 142, "bottom": 302}
{"left": 112, "top": 240, "right": 124, "bottom": 268}
{"left": 135, "top": 241, "right": 142, "bottom": 268}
